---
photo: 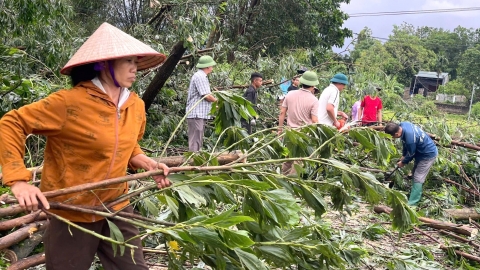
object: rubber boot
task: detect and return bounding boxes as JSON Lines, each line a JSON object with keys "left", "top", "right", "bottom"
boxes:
{"left": 408, "top": 182, "right": 423, "bottom": 206}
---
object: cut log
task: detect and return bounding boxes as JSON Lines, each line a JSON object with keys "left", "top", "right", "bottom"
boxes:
{"left": 12, "top": 230, "right": 45, "bottom": 260}
{"left": 0, "top": 249, "right": 17, "bottom": 264}
{"left": 7, "top": 253, "right": 45, "bottom": 270}
{"left": 0, "top": 211, "right": 47, "bottom": 231}
{"left": 374, "top": 205, "right": 478, "bottom": 237}
{"left": 445, "top": 208, "right": 480, "bottom": 221}
{"left": 0, "top": 220, "right": 49, "bottom": 250}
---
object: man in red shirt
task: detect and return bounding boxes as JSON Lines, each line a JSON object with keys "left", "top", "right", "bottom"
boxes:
{"left": 358, "top": 86, "right": 383, "bottom": 126}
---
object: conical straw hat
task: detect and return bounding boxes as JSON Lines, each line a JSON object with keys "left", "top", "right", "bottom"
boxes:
{"left": 61, "top": 22, "right": 166, "bottom": 75}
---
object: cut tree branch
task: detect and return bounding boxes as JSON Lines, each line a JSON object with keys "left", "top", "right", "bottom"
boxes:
{"left": 7, "top": 253, "right": 45, "bottom": 270}
{"left": 374, "top": 205, "right": 478, "bottom": 237}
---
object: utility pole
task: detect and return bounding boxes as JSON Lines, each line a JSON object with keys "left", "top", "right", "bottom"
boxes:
{"left": 468, "top": 84, "right": 475, "bottom": 120}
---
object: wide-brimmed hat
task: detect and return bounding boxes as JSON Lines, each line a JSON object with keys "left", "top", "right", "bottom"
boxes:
{"left": 60, "top": 22, "right": 166, "bottom": 75}
{"left": 196, "top": 55, "right": 216, "bottom": 68}
{"left": 299, "top": 71, "right": 319, "bottom": 86}
{"left": 330, "top": 73, "right": 349, "bottom": 85}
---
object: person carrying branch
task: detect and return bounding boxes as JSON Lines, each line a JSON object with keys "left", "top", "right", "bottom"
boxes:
{"left": 0, "top": 22, "right": 171, "bottom": 269}
{"left": 384, "top": 122, "right": 438, "bottom": 206}
{"left": 185, "top": 55, "right": 218, "bottom": 152}
{"left": 317, "top": 73, "right": 349, "bottom": 128}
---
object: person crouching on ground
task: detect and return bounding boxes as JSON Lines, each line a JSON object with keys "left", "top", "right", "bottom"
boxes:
{"left": 384, "top": 122, "right": 438, "bottom": 206}
{"left": 0, "top": 22, "right": 171, "bottom": 269}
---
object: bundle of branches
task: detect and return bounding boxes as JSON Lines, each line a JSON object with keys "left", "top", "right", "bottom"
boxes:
{"left": 0, "top": 125, "right": 422, "bottom": 270}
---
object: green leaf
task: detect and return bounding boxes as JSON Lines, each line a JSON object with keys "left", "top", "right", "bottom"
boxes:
{"left": 165, "top": 195, "right": 179, "bottom": 219}
{"left": 234, "top": 248, "right": 268, "bottom": 270}
{"left": 106, "top": 219, "right": 125, "bottom": 257}
{"left": 187, "top": 227, "right": 226, "bottom": 249}
{"left": 256, "top": 245, "right": 294, "bottom": 264}
{"left": 221, "top": 229, "right": 255, "bottom": 248}
{"left": 349, "top": 130, "right": 376, "bottom": 150}
{"left": 174, "top": 185, "right": 206, "bottom": 206}
{"left": 142, "top": 197, "right": 159, "bottom": 217}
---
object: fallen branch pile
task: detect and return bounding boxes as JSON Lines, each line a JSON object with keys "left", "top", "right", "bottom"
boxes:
{"left": 374, "top": 205, "right": 480, "bottom": 263}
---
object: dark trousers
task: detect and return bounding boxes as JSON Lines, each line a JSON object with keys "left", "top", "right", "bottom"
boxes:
{"left": 187, "top": 118, "right": 206, "bottom": 152}
{"left": 241, "top": 119, "right": 252, "bottom": 134}
{"left": 44, "top": 207, "right": 148, "bottom": 270}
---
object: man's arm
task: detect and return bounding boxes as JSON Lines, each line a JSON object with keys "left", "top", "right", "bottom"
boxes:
{"left": 326, "top": 103, "right": 339, "bottom": 127}
{"left": 401, "top": 143, "right": 417, "bottom": 165}
{"left": 337, "top": 111, "right": 348, "bottom": 119}
{"left": 377, "top": 109, "right": 382, "bottom": 125}
{"left": 311, "top": 115, "right": 318, "bottom": 123}
{"left": 357, "top": 107, "right": 363, "bottom": 122}
{"left": 204, "top": 94, "right": 217, "bottom": 103}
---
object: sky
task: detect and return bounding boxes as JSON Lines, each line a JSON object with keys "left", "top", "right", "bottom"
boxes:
{"left": 335, "top": 0, "right": 480, "bottom": 53}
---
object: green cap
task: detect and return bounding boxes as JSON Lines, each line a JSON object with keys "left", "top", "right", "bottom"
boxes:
{"left": 330, "top": 73, "right": 349, "bottom": 85}
{"left": 299, "top": 71, "right": 319, "bottom": 86}
{"left": 196, "top": 55, "right": 216, "bottom": 68}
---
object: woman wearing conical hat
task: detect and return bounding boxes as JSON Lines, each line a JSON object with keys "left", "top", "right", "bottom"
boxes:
{"left": 0, "top": 22, "right": 170, "bottom": 269}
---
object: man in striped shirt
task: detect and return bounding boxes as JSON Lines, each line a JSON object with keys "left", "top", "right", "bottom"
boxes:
{"left": 186, "top": 55, "right": 218, "bottom": 152}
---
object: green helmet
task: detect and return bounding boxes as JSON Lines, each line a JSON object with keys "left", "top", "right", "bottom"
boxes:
{"left": 196, "top": 55, "right": 216, "bottom": 68}
{"left": 330, "top": 73, "right": 349, "bottom": 85}
{"left": 299, "top": 71, "right": 319, "bottom": 86}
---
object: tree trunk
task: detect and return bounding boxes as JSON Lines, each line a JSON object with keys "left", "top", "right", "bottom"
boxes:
{"left": 142, "top": 40, "right": 187, "bottom": 111}
{"left": 7, "top": 253, "right": 45, "bottom": 270}
{"left": 445, "top": 208, "right": 480, "bottom": 220}
{"left": 0, "top": 221, "right": 49, "bottom": 250}
{"left": 374, "top": 205, "right": 478, "bottom": 237}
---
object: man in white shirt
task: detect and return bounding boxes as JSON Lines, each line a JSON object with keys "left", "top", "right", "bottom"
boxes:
{"left": 318, "top": 73, "right": 349, "bottom": 128}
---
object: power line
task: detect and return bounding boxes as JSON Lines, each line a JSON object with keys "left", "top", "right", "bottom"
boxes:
{"left": 349, "top": 7, "right": 480, "bottom": 17}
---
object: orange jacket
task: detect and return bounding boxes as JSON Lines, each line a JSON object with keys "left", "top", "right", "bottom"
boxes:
{"left": 0, "top": 81, "right": 146, "bottom": 222}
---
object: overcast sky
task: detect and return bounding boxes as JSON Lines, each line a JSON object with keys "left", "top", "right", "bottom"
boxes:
{"left": 335, "top": 0, "right": 480, "bottom": 53}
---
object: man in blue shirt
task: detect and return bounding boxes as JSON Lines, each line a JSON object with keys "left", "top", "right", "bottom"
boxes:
{"left": 384, "top": 122, "right": 438, "bottom": 206}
